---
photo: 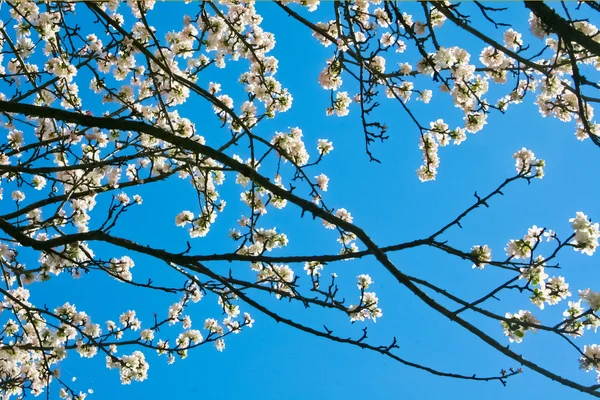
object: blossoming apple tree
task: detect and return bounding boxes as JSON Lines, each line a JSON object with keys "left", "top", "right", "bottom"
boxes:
{"left": 0, "top": 0, "right": 600, "bottom": 398}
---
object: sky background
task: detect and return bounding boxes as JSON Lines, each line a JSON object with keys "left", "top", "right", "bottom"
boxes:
{"left": 2, "top": 1, "right": 600, "bottom": 399}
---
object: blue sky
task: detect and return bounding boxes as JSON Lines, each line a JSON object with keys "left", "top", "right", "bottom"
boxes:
{"left": 2, "top": 2, "right": 600, "bottom": 399}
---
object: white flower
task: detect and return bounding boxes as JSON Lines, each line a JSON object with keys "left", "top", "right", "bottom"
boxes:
{"left": 304, "top": 261, "right": 323, "bottom": 276}
{"left": 243, "top": 312, "right": 254, "bottom": 328}
{"left": 271, "top": 128, "right": 309, "bottom": 166}
{"left": 317, "top": 139, "right": 334, "bottom": 155}
{"left": 357, "top": 274, "right": 373, "bottom": 290}
{"left": 335, "top": 208, "right": 353, "bottom": 223}
{"left": 116, "top": 192, "right": 130, "bottom": 204}
{"left": 570, "top": 212, "right": 599, "bottom": 255}
{"left": 175, "top": 211, "right": 194, "bottom": 227}
{"left": 11, "top": 191, "right": 25, "bottom": 202}
{"left": 503, "top": 28, "right": 523, "bottom": 50}
{"left": 204, "top": 318, "right": 223, "bottom": 334}
{"left": 168, "top": 302, "right": 183, "bottom": 323}
{"left": 512, "top": 147, "right": 544, "bottom": 177}
{"left": 140, "top": 329, "right": 154, "bottom": 341}
{"left": 107, "top": 351, "right": 149, "bottom": 384}
{"left": 315, "top": 174, "right": 329, "bottom": 191}
{"left": 502, "top": 310, "right": 539, "bottom": 343}
{"left": 470, "top": 245, "right": 492, "bottom": 269}
{"left": 580, "top": 344, "right": 600, "bottom": 372}
{"left": 580, "top": 289, "right": 600, "bottom": 311}
{"left": 505, "top": 239, "right": 531, "bottom": 260}
{"left": 479, "top": 46, "right": 507, "bottom": 69}
{"left": 349, "top": 292, "right": 382, "bottom": 322}
{"left": 119, "top": 310, "right": 141, "bottom": 331}
{"left": 330, "top": 91, "right": 351, "bottom": 117}
{"left": 570, "top": 212, "right": 591, "bottom": 231}
{"left": 545, "top": 276, "right": 571, "bottom": 305}
{"left": 418, "top": 90, "right": 432, "bottom": 104}
{"left": 32, "top": 175, "right": 47, "bottom": 190}
{"left": 318, "top": 57, "right": 343, "bottom": 90}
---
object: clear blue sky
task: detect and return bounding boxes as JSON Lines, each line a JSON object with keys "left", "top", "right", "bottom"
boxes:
{"left": 4, "top": 2, "right": 600, "bottom": 399}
